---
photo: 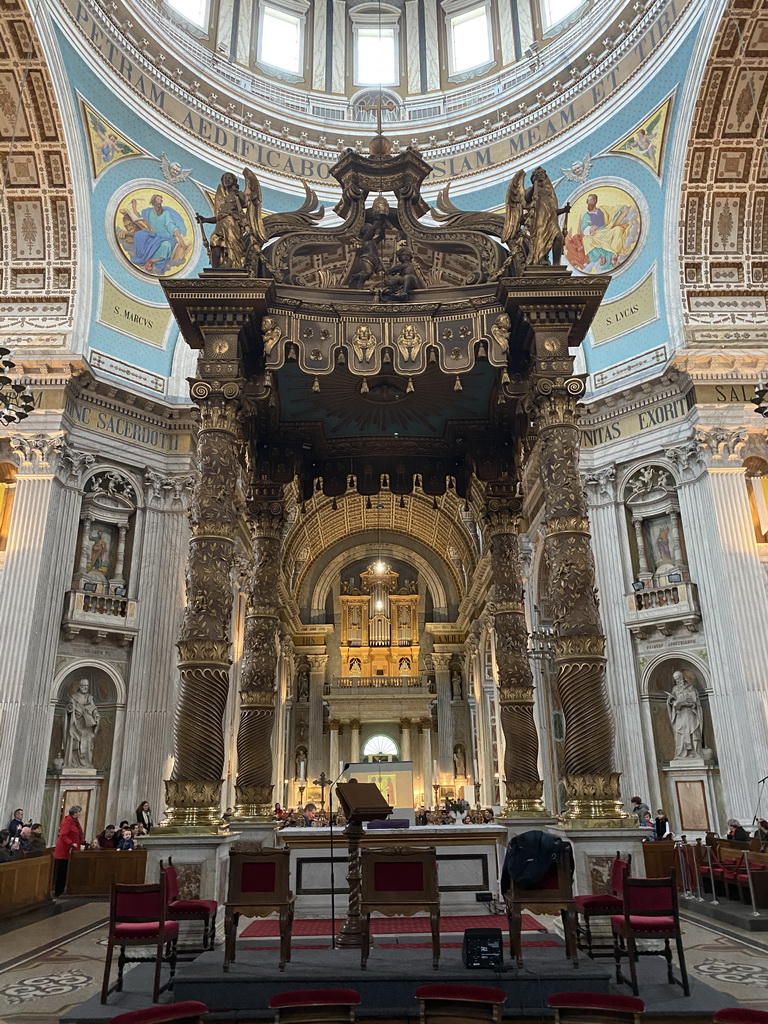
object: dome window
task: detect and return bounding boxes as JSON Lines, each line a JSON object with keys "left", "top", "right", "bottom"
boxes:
{"left": 258, "top": 2, "right": 306, "bottom": 76}
{"left": 444, "top": 2, "right": 493, "bottom": 76}
{"left": 166, "top": 0, "right": 209, "bottom": 29}
{"left": 351, "top": 4, "right": 401, "bottom": 88}
{"left": 541, "top": 0, "right": 584, "bottom": 32}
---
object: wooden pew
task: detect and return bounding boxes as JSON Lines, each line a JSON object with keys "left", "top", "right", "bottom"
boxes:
{"left": 66, "top": 848, "right": 147, "bottom": 896}
{"left": 641, "top": 839, "right": 677, "bottom": 879}
{"left": 0, "top": 850, "right": 53, "bottom": 915}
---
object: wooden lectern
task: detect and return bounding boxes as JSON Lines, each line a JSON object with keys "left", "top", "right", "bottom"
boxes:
{"left": 335, "top": 782, "right": 392, "bottom": 948}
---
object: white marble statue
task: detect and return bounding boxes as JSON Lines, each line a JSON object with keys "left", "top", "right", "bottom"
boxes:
{"left": 64, "top": 678, "right": 100, "bottom": 768}
{"left": 666, "top": 670, "right": 703, "bottom": 759}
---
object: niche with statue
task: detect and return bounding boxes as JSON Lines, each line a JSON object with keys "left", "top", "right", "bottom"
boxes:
{"left": 647, "top": 660, "right": 716, "bottom": 767}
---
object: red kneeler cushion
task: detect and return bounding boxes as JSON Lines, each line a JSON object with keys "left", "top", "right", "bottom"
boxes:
{"left": 240, "top": 862, "right": 276, "bottom": 892}
{"left": 110, "top": 1001, "right": 208, "bottom": 1024}
{"left": 374, "top": 861, "right": 424, "bottom": 892}
{"left": 714, "top": 1012, "right": 768, "bottom": 1024}
{"left": 548, "top": 992, "right": 645, "bottom": 1012}
{"left": 416, "top": 984, "right": 507, "bottom": 1004}
{"left": 270, "top": 989, "right": 361, "bottom": 1008}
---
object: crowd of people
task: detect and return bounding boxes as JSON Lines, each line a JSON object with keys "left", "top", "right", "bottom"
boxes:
{"left": 2, "top": 801, "right": 155, "bottom": 896}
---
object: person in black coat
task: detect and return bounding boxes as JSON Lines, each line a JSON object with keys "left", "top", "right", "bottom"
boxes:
{"left": 727, "top": 819, "right": 750, "bottom": 842}
{"left": 135, "top": 802, "right": 153, "bottom": 832}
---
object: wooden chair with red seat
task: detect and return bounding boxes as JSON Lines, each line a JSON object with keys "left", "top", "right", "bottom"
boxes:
{"left": 101, "top": 878, "right": 179, "bottom": 1004}
{"left": 611, "top": 870, "right": 690, "bottom": 998}
{"left": 269, "top": 988, "right": 361, "bottom": 1024}
{"left": 360, "top": 846, "right": 440, "bottom": 971}
{"left": 415, "top": 984, "right": 506, "bottom": 1024}
{"left": 160, "top": 856, "right": 217, "bottom": 951}
{"left": 504, "top": 852, "right": 578, "bottom": 969}
{"left": 109, "top": 1001, "right": 208, "bottom": 1024}
{"left": 574, "top": 851, "right": 631, "bottom": 957}
{"left": 223, "top": 847, "right": 295, "bottom": 972}
{"left": 548, "top": 991, "right": 645, "bottom": 1024}
{"left": 733, "top": 849, "right": 768, "bottom": 908}
{"left": 713, "top": 1010, "right": 768, "bottom": 1024}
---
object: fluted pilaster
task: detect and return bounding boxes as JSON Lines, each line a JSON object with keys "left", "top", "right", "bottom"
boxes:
{"left": 431, "top": 653, "right": 454, "bottom": 778}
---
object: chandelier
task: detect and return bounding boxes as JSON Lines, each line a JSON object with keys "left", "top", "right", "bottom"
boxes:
{"left": 0, "top": 347, "right": 34, "bottom": 426}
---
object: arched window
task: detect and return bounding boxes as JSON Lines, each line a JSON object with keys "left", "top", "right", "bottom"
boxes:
{"left": 362, "top": 734, "right": 398, "bottom": 760}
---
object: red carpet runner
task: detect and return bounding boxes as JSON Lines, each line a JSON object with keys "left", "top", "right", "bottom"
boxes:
{"left": 241, "top": 913, "right": 544, "bottom": 938}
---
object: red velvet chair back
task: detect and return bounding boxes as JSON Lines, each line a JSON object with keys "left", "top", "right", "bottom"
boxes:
{"left": 160, "top": 859, "right": 180, "bottom": 903}
{"left": 111, "top": 879, "right": 167, "bottom": 928}
{"left": 227, "top": 848, "right": 291, "bottom": 905}
{"left": 361, "top": 847, "right": 438, "bottom": 907}
{"left": 610, "top": 854, "right": 631, "bottom": 896}
{"left": 623, "top": 872, "right": 677, "bottom": 917}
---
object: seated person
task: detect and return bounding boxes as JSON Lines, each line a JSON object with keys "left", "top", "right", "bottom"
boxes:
{"left": 641, "top": 811, "right": 655, "bottom": 833}
{"left": 27, "top": 823, "right": 47, "bottom": 853}
{"left": 116, "top": 827, "right": 135, "bottom": 851}
{"left": 727, "top": 818, "right": 750, "bottom": 842}
{"left": 755, "top": 819, "right": 768, "bottom": 844}
{"left": 114, "top": 821, "right": 130, "bottom": 848}
{"left": 97, "top": 825, "right": 116, "bottom": 848}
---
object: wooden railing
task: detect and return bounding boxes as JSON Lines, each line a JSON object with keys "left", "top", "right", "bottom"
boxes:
{"left": 0, "top": 850, "right": 53, "bottom": 915}
{"left": 65, "top": 848, "right": 147, "bottom": 896}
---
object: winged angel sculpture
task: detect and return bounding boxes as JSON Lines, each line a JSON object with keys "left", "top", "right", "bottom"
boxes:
{"left": 434, "top": 167, "right": 570, "bottom": 278}
{"left": 197, "top": 168, "right": 323, "bottom": 274}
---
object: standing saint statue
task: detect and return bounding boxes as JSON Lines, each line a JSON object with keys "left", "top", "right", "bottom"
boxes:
{"left": 666, "top": 670, "right": 703, "bottom": 759}
{"left": 64, "top": 678, "right": 100, "bottom": 768}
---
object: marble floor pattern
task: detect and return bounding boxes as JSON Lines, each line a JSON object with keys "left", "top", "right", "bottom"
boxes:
{"left": 1, "top": 902, "right": 767, "bottom": 1023}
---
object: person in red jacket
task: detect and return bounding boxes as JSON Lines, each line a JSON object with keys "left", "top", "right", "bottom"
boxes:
{"left": 53, "top": 805, "right": 85, "bottom": 896}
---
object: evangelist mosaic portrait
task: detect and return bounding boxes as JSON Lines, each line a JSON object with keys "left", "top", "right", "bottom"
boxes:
{"left": 563, "top": 185, "right": 642, "bottom": 275}
{"left": 112, "top": 187, "right": 195, "bottom": 278}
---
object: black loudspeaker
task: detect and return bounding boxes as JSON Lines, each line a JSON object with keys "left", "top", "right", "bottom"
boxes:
{"left": 461, "top": 927, "right": 504, "bottom": 968}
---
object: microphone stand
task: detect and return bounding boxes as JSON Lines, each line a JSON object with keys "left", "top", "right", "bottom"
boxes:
{"left": 330, "top": 763, "right": 350, "bottom": 949}
{"left": 752, "top": 775, "right": 768, "bottom": 826}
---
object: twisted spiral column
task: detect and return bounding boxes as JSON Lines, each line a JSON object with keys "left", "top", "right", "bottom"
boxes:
{"left": 535, "top": 379, "right": 623, "bottom": 824}
{"left": 485, "top": 486, "right": 546, "bottom": 816}
{"left": 235, "top": 500, "right": 284, "bottom": 819}
{"left": 166, "top": 380, "right": 243, "bottom": 829}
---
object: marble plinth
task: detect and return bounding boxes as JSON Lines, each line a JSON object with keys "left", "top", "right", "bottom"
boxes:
{"left": 545, "top": 824, "right": 649, "bottom": 895}
{"left": 226, "top": 821, "right": 279, "bottom": 848}
{"left": 663, "top": 763, "right": 722, "bottom": 838}
{"left": 142, "top": 830, "right": 238, "bottom": 945}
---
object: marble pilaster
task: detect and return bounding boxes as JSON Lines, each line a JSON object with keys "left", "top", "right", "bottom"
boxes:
{"left": 349, "top": 717, "right": 361, "bottom": 762}
{"left": 307, "top": 653, "right": 328, "bottom": 776}
{"left": 673, "top": 444, "right": 768, "bottom": 822}
{"left": 330, "top": 0, "right": 346, "bottom": 93}
{"left": 0, "top": 436, "right": 85, "bottom": 818}
{"left": 431, "top": 653, "right": 454, "bottom": 779}
{"left": 404, "top": 0, "right": 421, "bottom": 93}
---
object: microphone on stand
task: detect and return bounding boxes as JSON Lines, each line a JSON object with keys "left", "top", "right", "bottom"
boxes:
{"left": 329, "top": 762, "right": 351, "bottom": 949}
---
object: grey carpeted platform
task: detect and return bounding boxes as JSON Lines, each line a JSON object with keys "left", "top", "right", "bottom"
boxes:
{"left": 60, "top": 937, "right": 743, "bottom": 1021}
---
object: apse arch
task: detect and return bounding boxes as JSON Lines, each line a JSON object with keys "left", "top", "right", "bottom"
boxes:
{"left": 301, "top": 534, "right": 457, "bottom": 623}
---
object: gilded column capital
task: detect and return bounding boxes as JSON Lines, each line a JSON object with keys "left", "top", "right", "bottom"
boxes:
{"left": 348, "top": 718, "right": 361, "bottom": 730}
{"left": 308, "top": 653, "right": 329, "bottom": 671}
{"left": 399, "top": 717, "right": 412, "bottom": 730}
{"left": 329, "top": 718, "right": 342, "bottom": 731}
{"left": 482, "top": 481, "right": 523, "bottom": 536}
{"left": 417, "top": 717, "right": 432, "bottom": 732}
{"left": 529, "top": 379, "right": 585, "bottom": 429}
